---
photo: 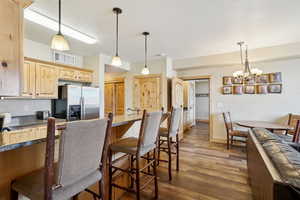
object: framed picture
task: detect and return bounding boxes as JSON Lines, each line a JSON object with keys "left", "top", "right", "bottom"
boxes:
{"left": 256, "top": 74, "right": 269, "bottom": 84}
{"left": 232, "top": 77, "right": 243, "bottom": 84}
{"left": 268, "top": 84, "right": 282, "bottom": 94}
{"left": 269, "top": 72, "right": 282, "bottom": 83}
{"left": 222, "top": 86, "right": 232, "bottom": 95}
{"left": 223, "top": 76, "right": 233, "bottom": 85}
{"left": 233, "top": 85, "right": 243, "bottom": 95}
{"left": 257, "top": 85, "right": 268, "bottom": 94}
{"left": 244, "top": 76, "right": 255, "bottom": 85}
{"left": 244, "top": 85, "right": 256, "bottom": 94}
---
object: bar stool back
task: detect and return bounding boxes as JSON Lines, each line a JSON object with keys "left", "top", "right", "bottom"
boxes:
{"left": 158, "top": 107, "right": 182, "bottom": 181}
{"left": 10, "top": 114, "right": 113, "bottom": 200}
{"left": 109, "top": 110, "right": 162, "bottom": 200}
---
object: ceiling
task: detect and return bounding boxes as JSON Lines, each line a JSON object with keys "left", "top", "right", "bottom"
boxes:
{"left": 25, "top": 0, "right": 300, "bottom": 62}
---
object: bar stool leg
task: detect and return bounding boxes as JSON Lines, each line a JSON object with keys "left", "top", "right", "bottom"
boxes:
{"left": 153, "top": 148, "right": 159, "bottom": 199}
{"left": 168, "top": 137, "right": 172, "bottom": 181}
{"left": 129, "top": 155, "right": 134, "bottom": 189}
{"left": 72, "top": 194, "right": 79, "bottom": 200}
{"left": 10, "top": 188, "right": 18, "bottom": 200}
{"left": 108, "top": 150, "right": 113, "bottom": 200}
{"left": 157, "top": 137, "right": 161, "bottom": 166}
{"left": 176, "top": 134, "right": 179, "bottom": 171}
{"left": 135, "top": 156, "right": 141, "bottom": 200}
{"left": 147, "top": 152, "right": 151, "bottom": 173}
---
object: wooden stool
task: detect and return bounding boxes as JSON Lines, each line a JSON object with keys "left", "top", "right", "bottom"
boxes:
{"left": 10, "top": 114, "right": 113, "bottom": 200}
{"left": 157, "top": 107, "right": 182, "bottom": 181}
{"left": 109, "top": 110, "right": 162, "bottom": 200}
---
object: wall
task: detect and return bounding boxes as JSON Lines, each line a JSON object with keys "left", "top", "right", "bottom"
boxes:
{"left": 0, "top": 99, "right": 51, "bottom": 117}
{"left": 178, "top": 58, "right": 300, "bottom": 142}
{"left": 195, "top": 80, "right": 209, "bottom": 121}
{"left": 24, "top": 39, "right": 84, "bottom": 67}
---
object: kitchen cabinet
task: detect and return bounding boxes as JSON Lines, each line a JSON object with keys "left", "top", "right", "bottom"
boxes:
{"left": 105, "top": 81, "right": 125, "bottom": 115}
{"left": 59, "top": 66, "right": 93, "bottom": 83}
{"left": 0, "top": 0, "right": 29, "bottom": 96}
{"left": 133, "top": 74, "right": 167, "bottom": 112}
{"left": 22, "top": 60, "right": 36, "bottom": 96}
{"left": 36, "top": 63, "right": 58, "bottom": 98}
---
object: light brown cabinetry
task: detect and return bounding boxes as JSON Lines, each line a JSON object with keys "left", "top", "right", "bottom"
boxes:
{"left": 59, "top": 67, "right": 93, "bottom": 83}
{"left": 105, "top": 81, "right": 125, "bottom": 115}
{"left": 22, "top": 60, "right": 58, "bottom": 98}
{"left": 133, "top": 74, "right": 167, "bottom": 112}
{"left": 0, "top": 0, "right": 25, "bottom": 96}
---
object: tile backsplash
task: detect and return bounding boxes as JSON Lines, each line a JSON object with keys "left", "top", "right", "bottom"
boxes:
{"left": 0, "top": 99, "right": 51, "bottom": 117}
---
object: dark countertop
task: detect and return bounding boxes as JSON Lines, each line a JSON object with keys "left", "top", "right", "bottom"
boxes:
{"left": 6, "top": 115, "right": 66, "bottom": 130}
{"left": 0, "top": 114, "right": 142, "bottom": 153}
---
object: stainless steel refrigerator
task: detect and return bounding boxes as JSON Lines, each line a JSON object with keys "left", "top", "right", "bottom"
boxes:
{"left": 52, "top": 85, "right": 100, "bottom": 121}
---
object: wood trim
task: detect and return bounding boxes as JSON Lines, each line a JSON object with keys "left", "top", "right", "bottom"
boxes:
{"left": 133, "top": 74, "right": 162, "bottom": 79}
{"left": 196, "top": 119, "right": 209, "bottom": 123}
{"left": 24, "top": 57, "right": 93, "bottom": 73}
{"left": 105, "top": 78, "right": 125, "bottom": 84}
{"left": 179, "top": 75, "right": 212, "bottom": 80}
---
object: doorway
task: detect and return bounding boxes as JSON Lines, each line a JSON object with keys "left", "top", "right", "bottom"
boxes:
{"left": 181, "top": 76, "right": 211, "bottom": 141}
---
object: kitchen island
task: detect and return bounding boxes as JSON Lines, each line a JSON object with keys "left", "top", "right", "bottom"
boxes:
{"left": 0, "top": 114, "right": 142, "bottom": 200}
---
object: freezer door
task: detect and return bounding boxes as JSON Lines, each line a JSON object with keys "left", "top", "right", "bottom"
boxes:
{"left": 82, "top": 87, "right": 100, "bottom": 120}
{"left": 66, "top": 85, "right": 82, "bottom": 120}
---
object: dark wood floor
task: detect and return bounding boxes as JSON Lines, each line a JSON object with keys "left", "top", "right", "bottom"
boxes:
{"left": 123, "top": 122, "right": 253, "bottom": 200}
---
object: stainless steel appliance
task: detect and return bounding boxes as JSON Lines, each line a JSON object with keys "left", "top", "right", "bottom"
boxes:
{"left": 36, "top": 111, "right": 50, "bottom": 120}
{"left": 52, "top": 85, "right": 100, "bottom": 121}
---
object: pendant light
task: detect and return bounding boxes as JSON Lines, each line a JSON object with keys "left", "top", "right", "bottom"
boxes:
{"left": 51, "top": 0, "right": 70, "bottom": 51}
{"left": 141, "top": 32, "right": 150, "bottom": 75}
{"left": 111, "top": 7, "right": 122, "bottom": 67}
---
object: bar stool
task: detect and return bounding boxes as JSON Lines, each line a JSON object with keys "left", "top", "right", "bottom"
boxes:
{"left": 157, "top": 107, "right": 182, "bottom": 181}
{"left": 10, "top": 114, "right": 113, "bottom": 200}
{"left": 109, "top": 110, "right": 162, "bottom": 200}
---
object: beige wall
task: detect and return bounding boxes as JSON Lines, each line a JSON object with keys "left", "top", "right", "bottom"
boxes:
{"left": 178, "top": 58, "right": 300, "bottom": 142}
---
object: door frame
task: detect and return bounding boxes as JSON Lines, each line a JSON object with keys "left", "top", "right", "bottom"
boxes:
{"left": 179, "top": 75, "right": 213, "bottom": 142}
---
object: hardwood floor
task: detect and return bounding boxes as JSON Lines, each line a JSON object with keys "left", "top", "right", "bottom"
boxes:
{"left": 122, "top": 122, "right": 253, "bottom": 200}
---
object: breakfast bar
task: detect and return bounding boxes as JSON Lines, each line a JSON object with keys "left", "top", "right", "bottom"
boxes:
{"left": 0, "top": 114, "right": 142, "bottom": 200}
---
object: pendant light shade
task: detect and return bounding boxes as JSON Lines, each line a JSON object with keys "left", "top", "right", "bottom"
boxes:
{"left": 141, "top": 32, "right": 150, "bottom": 75}
{"left": 51, "top": 0, "right": 70, "bottom": 51}
{"left": 112, "top": 7, "right": 122, "bottom": 66}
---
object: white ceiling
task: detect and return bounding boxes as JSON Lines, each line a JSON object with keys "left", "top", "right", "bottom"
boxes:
{"left": 25, "top": 0, "right": 300, "bottom": 62}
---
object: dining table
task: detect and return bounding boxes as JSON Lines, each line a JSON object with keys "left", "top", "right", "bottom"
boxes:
{"left": 236, "top": 121, "right": 294, "bottom": 133}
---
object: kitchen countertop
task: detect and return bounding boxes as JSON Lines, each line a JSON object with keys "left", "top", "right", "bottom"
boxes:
{"left": 0, "top": 114, "right": 142, "bottom": 153}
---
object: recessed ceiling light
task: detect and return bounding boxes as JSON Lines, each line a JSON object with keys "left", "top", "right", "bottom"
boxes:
{"left": 24, "top": 9, "right": 97, "bottom": 44}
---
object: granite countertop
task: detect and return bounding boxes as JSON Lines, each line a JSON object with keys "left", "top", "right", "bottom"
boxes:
{"left": 0, "top": 114, "right": 142, "bottom": 153}
{"left": 6, "top": 115, "right": 66, "bottom": 130}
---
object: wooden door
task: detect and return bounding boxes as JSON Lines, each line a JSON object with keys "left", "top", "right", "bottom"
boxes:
{"left": 105, "top": 83, "right": 115, "bottom": 114}
{"left": 172, "top": 78, "right": 184, "bottom": 139}
{"left": 22, "top": 60, "right": 36, "bottom": 97}
{"left": 35, "top": 63, "right": 58, "bottom": 98}
{"left": 139, "top": 77, "right": 160, "bottom": 111}
{"left": 0, "top": 0, "right": 23, "bottom": 96}
{"left": 188, "top": 81, "right": 196, "bottom": 126}
{"left": 115, "top": 82, "right": 125, "bottom": 115}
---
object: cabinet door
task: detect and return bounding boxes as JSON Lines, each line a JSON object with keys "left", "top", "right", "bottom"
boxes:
{"left": 36, "top": 63, "right": 58, "bottom": 98}
{"left": 22, "top": 60, "right": 36, "bottom": 97}
{"left": 105, "top": 83, "right": 115, "bottom": 114}
{"left": 172, "top": 78, "right": 184, "bottom": 139}
{"left": 59, "top": 68, "right": 76, "bottom": 81}
{"left": 79, "top": 71, "right": 93, "bottom": 83}
{"left": 0, "top": 0, "right": 23, "bottom": 96}
{"left": 139, "top": 77, "right": 160, "bottom": 111}
{"left": 115, "top": 82, "right": 125, "bottom": 115}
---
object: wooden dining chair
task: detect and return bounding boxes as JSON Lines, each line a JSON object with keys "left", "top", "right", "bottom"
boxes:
{"left": 10, "top": 114, "right": 113, "bottom": 200}
{"left": 287, "top": 114, "right": 300, "bottom": 136}
{"left": 223, "top": 112, "right": 248, "bottom": 149}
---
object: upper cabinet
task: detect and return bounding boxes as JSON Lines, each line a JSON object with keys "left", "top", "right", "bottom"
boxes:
{"left": 104, "top": 80, "right": 125, "bottom": 115}
{"left": 22, "top": 57, "right": 93, "bottom": 99}
{"left": 0, "top": 0, "right": 28, "bottom": 96}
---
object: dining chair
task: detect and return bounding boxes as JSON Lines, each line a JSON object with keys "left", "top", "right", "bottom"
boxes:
{"left": 109, "top": 110, "right": 162, "bottom": 200}
{"left": 10, "top": 114, "right": 113, "bottom": 200}
{"left": 287, "top": 114, "right": 300, "bottom": 136}
{"left": 157, "top": 107, "right": 181, "bottom": 181}
{"left": 223, "top": 112, "right": 248, "bottom": 149}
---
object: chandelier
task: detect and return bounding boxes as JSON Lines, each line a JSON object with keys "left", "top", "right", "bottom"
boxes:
{"left": 233, "top": 42, "right": 262, "bottom": 79}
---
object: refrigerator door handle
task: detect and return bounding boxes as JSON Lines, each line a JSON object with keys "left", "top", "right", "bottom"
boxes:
{"left": 80, "top": 97, "right": 85, "bottom": 120}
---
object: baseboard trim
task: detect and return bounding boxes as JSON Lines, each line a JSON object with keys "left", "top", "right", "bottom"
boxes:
{"left": 196, "top": 119, "right": 209, "bottom": 123}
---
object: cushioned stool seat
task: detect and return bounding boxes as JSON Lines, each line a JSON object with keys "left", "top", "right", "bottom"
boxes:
{"left": 12, "top": 168, "right": 101, "bottom": 200}
{"left": 110, "top": 137, "right": 156, "bottom": 156}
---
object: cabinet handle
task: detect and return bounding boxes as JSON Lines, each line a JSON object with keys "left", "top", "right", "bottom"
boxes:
{"left": 36, "top": 93, "right": 39, "bottom": 96}
{"left": 1, "top": 61, "right": 8, "bottom": 67}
